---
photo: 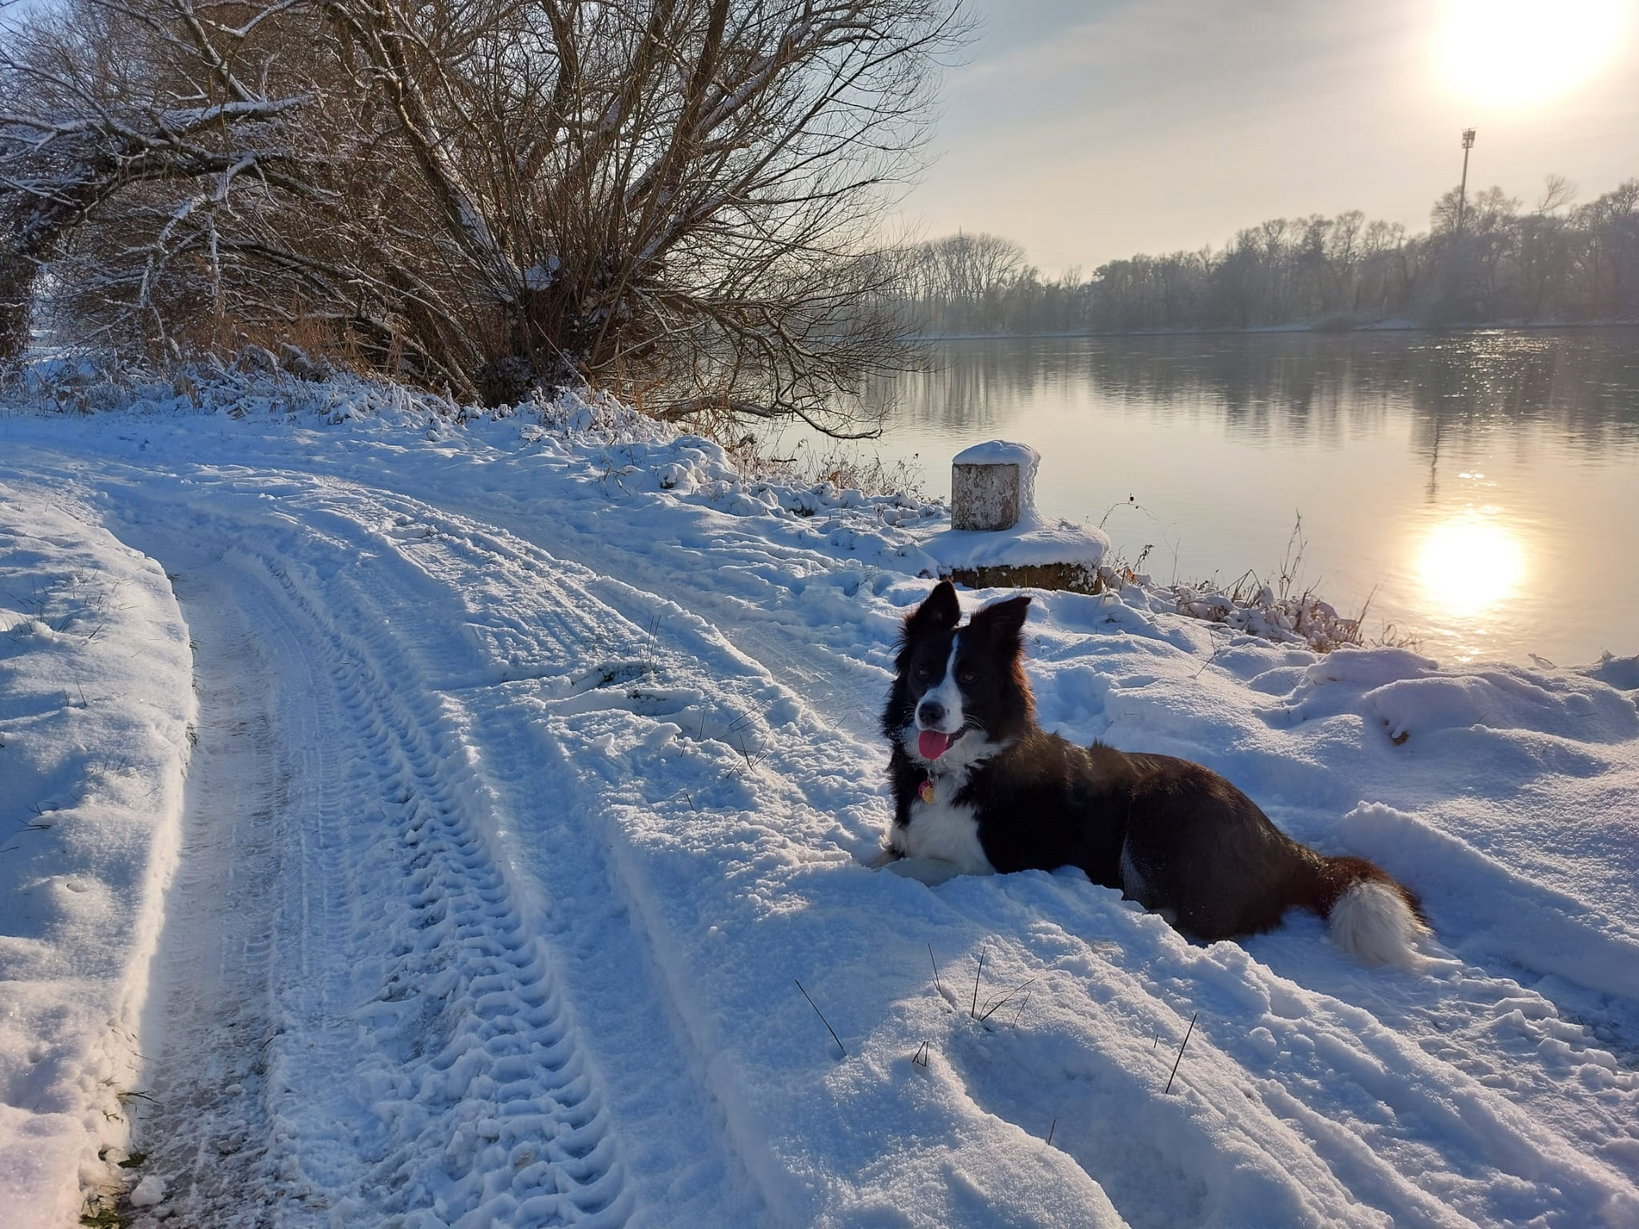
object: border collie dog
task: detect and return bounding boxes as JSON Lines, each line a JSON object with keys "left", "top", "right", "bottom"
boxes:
{"left": 877, "top": 581, "right": 1431, "bottom": 969}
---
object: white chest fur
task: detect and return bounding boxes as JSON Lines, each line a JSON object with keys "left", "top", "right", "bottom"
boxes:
{"left": 896, "top": 782, "right": 994, "bottom": 876}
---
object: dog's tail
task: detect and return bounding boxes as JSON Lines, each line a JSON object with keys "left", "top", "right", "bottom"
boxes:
{"left": 1312, "top": 856, "right": 1431, "bottom": 970}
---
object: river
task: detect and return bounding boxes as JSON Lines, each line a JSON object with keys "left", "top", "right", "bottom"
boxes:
{"left": 781, "top": 329, "right": 1639, "bottom": 667}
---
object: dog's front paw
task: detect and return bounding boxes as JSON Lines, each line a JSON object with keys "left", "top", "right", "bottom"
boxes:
{"left": 865, "top": 846, "right": 903, "bottom": 869}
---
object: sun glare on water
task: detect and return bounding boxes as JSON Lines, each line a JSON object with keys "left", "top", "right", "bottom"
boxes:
{"left": 1436, "top": 0, "right": 1631, "bottom": 108}
{"left": 1416, "top": 513, "right": 1527, "bottom": 617}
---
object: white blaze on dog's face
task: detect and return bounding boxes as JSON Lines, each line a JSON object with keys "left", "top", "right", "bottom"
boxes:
{"left": 897, "top": 592, "right": 966, "bottom": 767}
{"left": 896, "top": 584, "right": 1033, "bottom": 780}
{"left": 917, "top": 636, "right": 967, "bottom": 737}
{"left": 904, "top": 634, "right": 1005, "bottom": 783}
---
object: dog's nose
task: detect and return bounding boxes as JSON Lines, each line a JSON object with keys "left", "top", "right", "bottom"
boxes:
{"left": 917, "top": 700, "right": 945, "bottom": 728}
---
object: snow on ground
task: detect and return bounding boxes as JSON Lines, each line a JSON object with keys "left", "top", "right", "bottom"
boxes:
{"left": 0, "top": 483, "right": 194, "bottom": 1225}
{"left": 0, "top": 368, "right": 1636, "bottom": 1228}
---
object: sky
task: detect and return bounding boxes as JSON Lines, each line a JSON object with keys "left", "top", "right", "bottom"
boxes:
{"left": 896, "top": 0, "right": 1639, "bottom": 273}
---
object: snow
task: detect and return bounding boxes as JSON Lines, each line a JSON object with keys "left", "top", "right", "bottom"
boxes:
{"left": 0, "top": 485, "right": 194, "bottom": 1229}
{"left": 952, "top": 440, "right": 1040, "bottom": 470}
{"left": 919, "top": 519, "right": 1110, "bottom": 570}
{"left": 127, "top": 1175, "right": 165, "bottom": 1208}
{"left": 0, "top": 368, "right": 1636, "bottom": 1228}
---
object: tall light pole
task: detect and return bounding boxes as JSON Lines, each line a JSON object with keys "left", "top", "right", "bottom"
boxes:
{"left": 1457, "top": 128, "right": 1477, "bottom": 234}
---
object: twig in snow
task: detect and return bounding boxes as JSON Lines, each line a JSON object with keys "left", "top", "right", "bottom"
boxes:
{"left": 1011, "top": 992, "right": 1033, "bottom": 1028}
{"left": 735, "top": 733, "right": 766, "bottom": 771}
{"left": 724, "top": 708, "right": 769, "bottom": 775}
{"left": 795, "top": 980, "right": 846, "bottom": 1058}
{"left": 1164, "top": 1013, "right": 1198, "bottom": 1095}
{"left": 970, "top": 945, "right": 987, "bottom": 1019}
{"left": 979, "top": 976, "right": 1039, "bottom": 1024}
{"left": 1192, "top": 633, "right": 1230, "bottom": 679}
{"left": 642, "top": 613, "right": 660, "bottom": 677}
{"left": 911, "top": 1040, "right": 930, "bottom": 1067}
{"left": 929, "top": 944, "right": 942, "bottom": 997}
{"left": 1046, "top": 1117, "right": 1057, "bottom": 1147}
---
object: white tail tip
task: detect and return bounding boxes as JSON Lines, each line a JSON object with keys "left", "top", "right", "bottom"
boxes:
{"left": 1329, "top": 879, "right": 1431, "bottom": 970}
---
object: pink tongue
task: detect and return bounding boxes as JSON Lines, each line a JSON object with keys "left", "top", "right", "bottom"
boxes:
{"left": 919, "top": 730, "right": 953, "bottom": 760}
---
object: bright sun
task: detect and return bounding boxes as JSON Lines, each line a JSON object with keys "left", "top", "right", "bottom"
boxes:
{"left": 1416, "top": 514, "right": 1527, "bottom": 615}
{"left": 1436, "top": 0, "right": 1632, "bottom": 108}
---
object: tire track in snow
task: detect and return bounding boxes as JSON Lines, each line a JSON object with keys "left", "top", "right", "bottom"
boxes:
{"left": 247, "top": 542, "right": 633, "bottom": 1225}
{"left": 107, "top": 498, "right": 637, "bottom": 1225}
{"left": 322, "top": 494, "right": 832, "bottom": 1222}
{"left": 144, "top": 479, "right": 1637, "bottom": 1229}
{"left": 126, "top": 567, "right": 287, "bottom": 1228}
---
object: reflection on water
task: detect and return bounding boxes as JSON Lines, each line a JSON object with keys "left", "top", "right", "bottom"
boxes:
{"left": 872, "top": 332, "right": 1639, "bottom": 455}
{"left": 822, "top": 330, "right": 1639, "bottom": 665}
{"left": 1416, "top": 512, "right": 1526, "bottom": 616}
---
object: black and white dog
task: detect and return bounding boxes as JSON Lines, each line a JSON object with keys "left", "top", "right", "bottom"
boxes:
{"left": 876, "top": 581, "right": 1432, "bottom": 968}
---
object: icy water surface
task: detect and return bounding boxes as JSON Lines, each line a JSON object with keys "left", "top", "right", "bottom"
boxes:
{"left": 794, "top": 330, "right": 1639, "bottom": 666}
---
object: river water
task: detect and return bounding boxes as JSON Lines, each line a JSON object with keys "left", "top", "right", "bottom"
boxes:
{"left": 789, "top": 330, "right": 1639, "bottom": 667}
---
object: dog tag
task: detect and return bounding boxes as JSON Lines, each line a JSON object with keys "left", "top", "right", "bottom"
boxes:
{"left": 919, "top": 779, "right": 936, "bottom": 804}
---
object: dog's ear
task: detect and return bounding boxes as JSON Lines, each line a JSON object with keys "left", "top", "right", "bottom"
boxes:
{"left": 906, "top": 579, "right": 961, "bottom": 632}
{"left": 967, "top": 594, "right": 1031, "bottom": 647}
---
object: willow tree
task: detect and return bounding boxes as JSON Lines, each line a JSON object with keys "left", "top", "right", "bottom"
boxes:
{"left": 0, "top": 0, "right": 966, "bottom": 429}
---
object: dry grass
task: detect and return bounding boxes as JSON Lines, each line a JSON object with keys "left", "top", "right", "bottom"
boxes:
{"left": 725, "top": 434, "right": 931, "bottom": 501}
{"left": 1104, "top": 516, "right": 1423, "bottom": 655}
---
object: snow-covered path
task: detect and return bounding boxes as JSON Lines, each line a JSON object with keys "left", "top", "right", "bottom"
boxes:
{"left": 102, "top": 478, "right": 777, "bottom": 1225}
{"left": 128, "top": 559, "right": 288, "bottom": 1220}
{"left": 2, "top": 384, "right": 1637, "bottom": 1227}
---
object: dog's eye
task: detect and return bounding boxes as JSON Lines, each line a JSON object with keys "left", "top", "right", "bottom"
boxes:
{"left": 913, "top": 664, "right": 932, "bottom": 680}
{"left": 959, "top": 669, "right": 977, "bottom": 684}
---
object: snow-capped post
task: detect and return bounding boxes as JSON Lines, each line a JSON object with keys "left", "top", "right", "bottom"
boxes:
{"left": 921, "top": 439, "right": 1111, "bottom": 594}
{"left": 951, "top": 440, "right": 1038, "bottom": 531}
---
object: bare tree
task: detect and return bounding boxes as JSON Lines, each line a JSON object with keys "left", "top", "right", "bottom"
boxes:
{"left": 1, "top": 0, "right": 968, "bottom": 431}
{"left": 1572, "top": 179, "right": 1639, "bottom": 319}
{"left": 1536, "top": 174, "right": 1578, "bottom": 216}
{"left": 1074, "top": 172, "right": 1630, "bottom": 332}
{"left": 0, "top": 0, "right": 323, "bottom": 362}
{"left": 887, "top": 231, "right": 1091, "bottom": 335}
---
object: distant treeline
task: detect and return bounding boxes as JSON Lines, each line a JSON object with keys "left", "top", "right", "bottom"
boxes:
{"left": 885, "top": 176, "right": 1639, "bottom": 334}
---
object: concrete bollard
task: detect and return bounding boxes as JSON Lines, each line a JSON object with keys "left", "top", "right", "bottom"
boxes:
{"left": 931, "top": 440, "right": 1109, "bottom": 594}
{"left": 951, "top": 441, "right": 1039, "bottom": 531}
